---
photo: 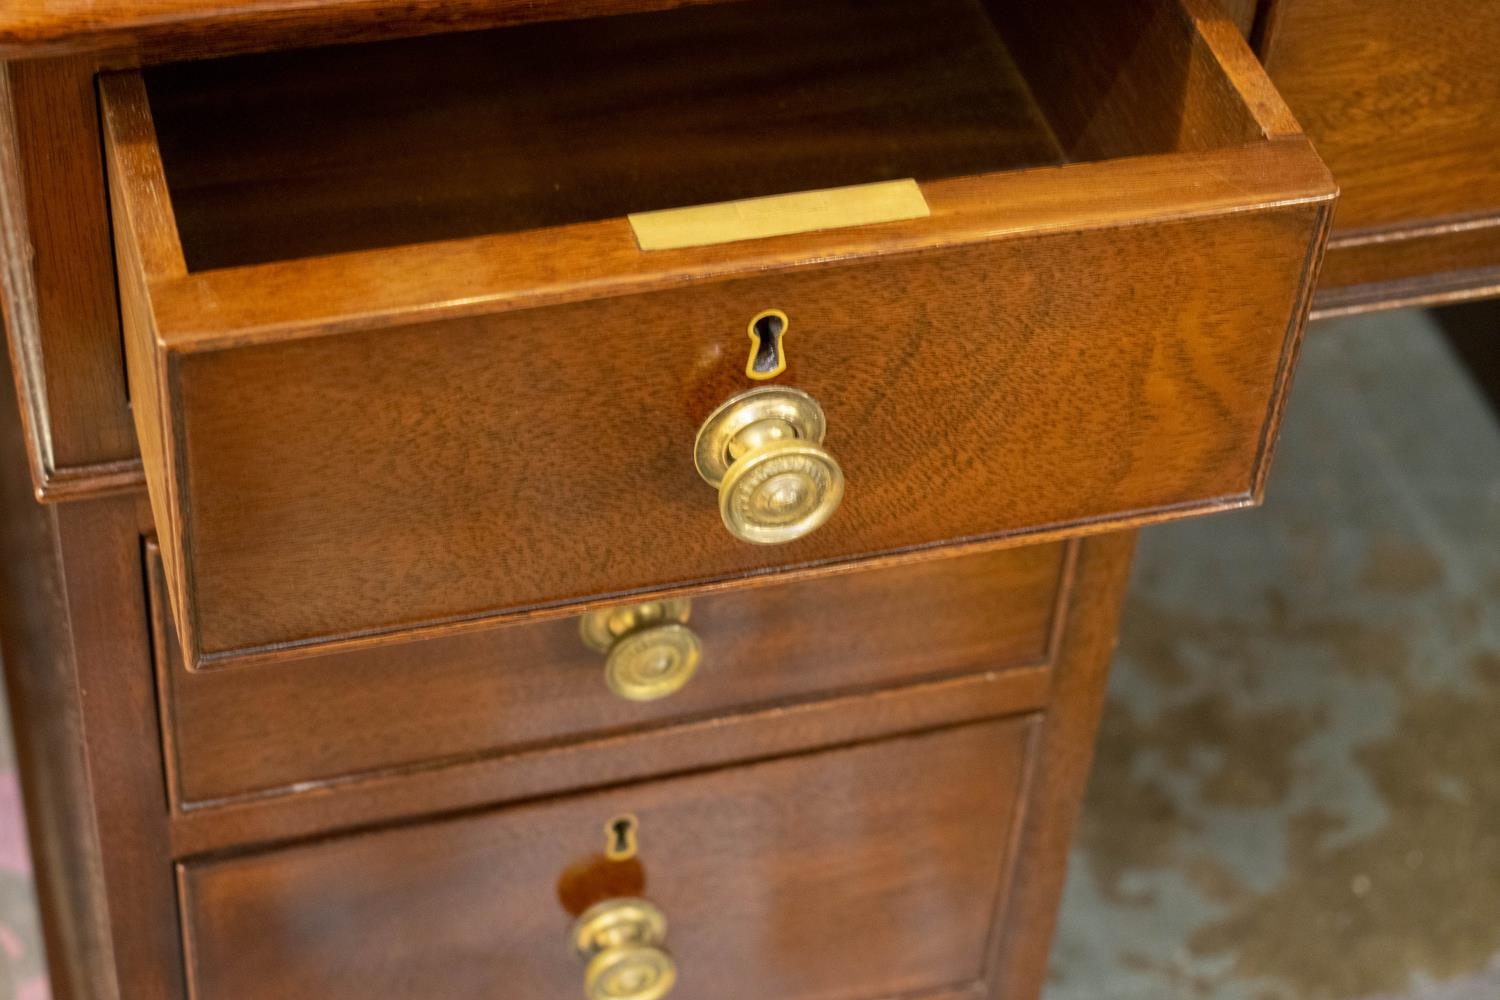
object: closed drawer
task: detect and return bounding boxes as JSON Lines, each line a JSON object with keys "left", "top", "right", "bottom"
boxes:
{"left": 104, "top": 0, "right": 1334, "bottom": 666}
{"left": 150, "top": 541, "right": 1067, "bottom": 806}
{"left": 1263, "top": 0, "right": 1500, "bottom": 236}
{"left": 179, "top": 719, "right": 1032, "bottom": 1000}
{"left": 1260, "top": 0, "right": 1500, "bottom": 312}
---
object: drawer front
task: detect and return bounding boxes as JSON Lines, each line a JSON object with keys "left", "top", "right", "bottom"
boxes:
{"left": 179, "top": 719, "right": 1032, "bottom": 1000}
{"left": 103, "top": 0, "right": 1334, "bottom": 665}
{"left": 152, "top": 542, "right": 1066, "bottom": 806}
{"left": 1264, "top": 0, "right": 1500, "bottom": 235}
{"left": 1263, "top": 0, "right": 1500, "bottom": 309}
{"left": 165, "top": 207, "right": 1317, "bottom": 661}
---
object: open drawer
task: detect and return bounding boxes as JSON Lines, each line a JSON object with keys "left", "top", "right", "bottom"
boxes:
{"left": 103, "top": 0, "right": 1335, "bottom": 665}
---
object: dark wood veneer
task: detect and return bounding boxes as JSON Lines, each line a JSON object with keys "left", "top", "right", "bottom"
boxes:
{"left": 145, "top": 0, "right": 1067, "bottom": 271}
{"left": 0, "top": 2, "right": 1349, "bottom": 998}
{"left": 1260, "top": 0, "right": 1500, "bottom": 315}
{"left": 181, "top": 720, "right": 1034, "bottom": 1000}
{"left": 0, "top": 58, "right": 141, "bottom": 500}
{"left": 99, "top": 0, "right": 1332, "bottom": 664}
{"left": 150, "top": 541, "right": 1069, "bottom": 807}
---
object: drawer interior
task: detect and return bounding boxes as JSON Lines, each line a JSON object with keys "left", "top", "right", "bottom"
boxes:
{"left": 142, "top": 0, "right": 1266, "bottom": 271}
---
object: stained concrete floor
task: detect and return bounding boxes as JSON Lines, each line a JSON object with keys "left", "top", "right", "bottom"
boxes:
{"left": 0, "top": 307, "right": 1497, "bottom": 999}
{"left": 1048, "top": 306, "right": 1500, "bottom": 1000}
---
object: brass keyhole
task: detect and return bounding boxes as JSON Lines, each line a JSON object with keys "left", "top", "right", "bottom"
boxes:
{"left": 607, "top": 815, "right": 639, "bottom": 861}
{"left": 746, "top": 309, "right": 789, "bottom": 379}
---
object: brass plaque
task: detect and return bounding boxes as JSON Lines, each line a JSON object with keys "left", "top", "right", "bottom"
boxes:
{"left": 628, "top": 179, "right": 930, "bottom": 251}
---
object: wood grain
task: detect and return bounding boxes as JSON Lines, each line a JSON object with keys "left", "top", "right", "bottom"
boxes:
{"left": 99, "top": 0, "right": 1330, "bottom": 671}
{"left": 0, "top": 0, "right": 763, "bottom": 63}
{"left": 155, "top": 539, "right": 1068, "bottom": 803}
{"left": 989, "top": 530, "right": 1135, "bottom": 995}
{"left": 162, "top": 530, "right": 1134, "bottom": 998}
{"left": 103, "top": 70, "right": 191, "bottom": 649}
{"left": 144, "top": 0, "right": 1062, "bottom": 271}
{"left": 166, "top": 664, "right": 1055, "bottom": 859}
{"left": 0, "top": 56, "right": 141, "bottom": 501}
{"left": 102, "top": 38, "right": 1331, "bottom": 663}
{"left": 990, "top": 0, "right": 1270, "bottom": 161}
{"left": 0, "top": 4, "right": 1328, "bottom": 998}
{"left": 143, "top": 141, "right": 1335, "bottom": 351}
{"left": 153, "top": 541, "right": 1068, "bottom": 806}
{"left": 1312, "top": 217, "right": 1500, "bottom": 319}
{"left": 1263, "top": 0, "right": 1500, "bottom": 308}
{"left": 179, "top": 719, "right": 1033, "bottom": 1000}
{"left": 157, "top": 199, "right": 1321, "bottom": 663}
{"left": 0, "top": 350, "right": 184, "bottom": 997}
{"left": 0, "top": 315, "right": 118, "bottom": 999}
{"left": 1263, "top": 0, "right": 1500, "bottom": 234}
{"left": 137, "top": 0, "right": 1296, "bottom": 273}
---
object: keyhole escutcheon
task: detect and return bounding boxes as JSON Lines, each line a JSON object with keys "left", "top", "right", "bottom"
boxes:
{"left": 607, "top": 815, "right": 640, "bottom": 861}
{"left": 746, "top": 309, "right": 789, "bottom": 379}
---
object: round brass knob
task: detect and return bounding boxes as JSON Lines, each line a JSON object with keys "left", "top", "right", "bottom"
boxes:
{"left": 693, "top": 386, "right": 844, "bottom": 545}
{"left": 570, "top": 898, "right": 677, "bottom": 1000}
{"left": 580, "top": 601, "right": 701, "bottom": 702}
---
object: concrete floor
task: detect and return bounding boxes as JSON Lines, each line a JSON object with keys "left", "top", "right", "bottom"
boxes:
{"left": 1, "top": 307, "right": 1497, "bottom": 998}
{"left": 1048, "top": 307, "right": 1500, "bottom": 1000}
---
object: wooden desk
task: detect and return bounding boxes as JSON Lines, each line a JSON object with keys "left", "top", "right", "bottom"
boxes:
{"left": 0, "top": 2, "right": 1418, "bottom": 997}
{"left": 1255, "top": 0, "right": 1500, "bottom": 317}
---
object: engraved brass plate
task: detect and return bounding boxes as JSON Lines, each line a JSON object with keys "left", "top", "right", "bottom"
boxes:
{"left": 629, "top": 179, "right": 930, "bottom": 251}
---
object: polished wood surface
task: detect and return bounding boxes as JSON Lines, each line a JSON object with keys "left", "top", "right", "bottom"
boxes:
{"left": 0, "top": 57, "right": 142, "bottom": 500}
{"left": 181, "top": 719, "right": 1033, "bottom": 1000}
{"left": 144, "top": 0, "right": 1278, "bottom": 273}
{"left": 136, "top": 201, "right": 1322, "bottom": 664}
{"left": 0, "top": 330, "right": 117, "bottom": 998}
{"left": 1312, "top": 218, "right": 1500, "bottom": 320}
{"left": 0, "top": 353, "right": 183, "bottom": 998}
{"left": 152, "top": 541, "right": 1068, "bottom": 806}
{"left": 140, "top": 0, "right": 1272, "bottom": 272}
{"left": 137, "top": 205, "right": 1320, "bottom": 664}
{"left": 990, "top": 529, "right": 1134, "bottom": 994}
{"left": 0, "top": 0, "right": 763, "bottom": 63}
{"left": 994, "top": 0, "right": 1273, "bottom": 160}
{"left": 158, "top": 530, "right": 1125, "bottom": 867}
{"left": 146, "top": 0, "right": 1063, "bottom": 271}
{"left": 1263, "top": 0, "right": 1500, "bottom": 233}
{"left": 1261, "top": 0, "right": 1500, "bottom": 313}
{"left": 100, "top": 0, "right": 1332, "bottom": 663}
{"left": 168, "top": 665, "right": 1055, "bottom": 860}
{"left": 0, "top": 3, "right": 1340, "bottom": 998}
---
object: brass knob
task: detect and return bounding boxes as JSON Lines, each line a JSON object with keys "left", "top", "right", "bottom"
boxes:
{"left": 570, "top": 898, "right": 677, "bottom": 1000}
{"left": 693, "top": 386, "right": 844, "bottom": 545}
{"left": 580, "top": 601, "right": 701, "bottom": 702}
